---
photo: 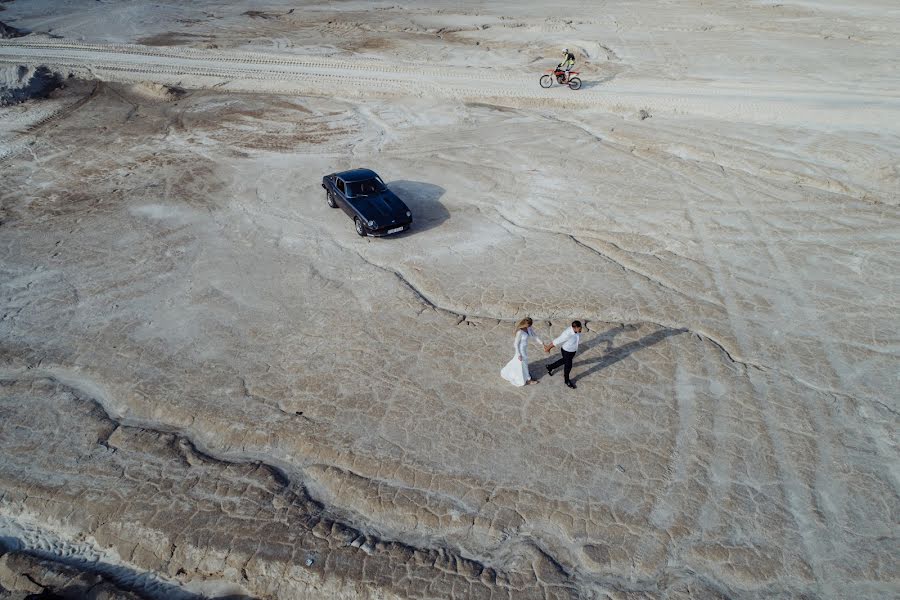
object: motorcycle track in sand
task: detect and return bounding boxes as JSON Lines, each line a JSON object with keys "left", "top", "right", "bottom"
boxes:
{"left": 1, "top": 38, "right": 898, "bottom": 129}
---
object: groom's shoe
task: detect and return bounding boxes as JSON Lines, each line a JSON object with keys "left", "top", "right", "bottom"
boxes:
{"left": 546, "top": 365, "right": 555, "bottom": 376}
{"left": 566, "top": 381, "right": 577, "bottom": 389}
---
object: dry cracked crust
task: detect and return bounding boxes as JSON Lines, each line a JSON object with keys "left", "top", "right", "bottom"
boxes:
{"left": 0, "top": 376, "right": 637, "bottom": 600}
{"left": 0, "top": 76, "right": 897, "bottom": 600}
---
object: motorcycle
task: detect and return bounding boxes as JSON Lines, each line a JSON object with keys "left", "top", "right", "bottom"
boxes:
{"left": 540, "top": 67, "right": 581, "bottom": 90}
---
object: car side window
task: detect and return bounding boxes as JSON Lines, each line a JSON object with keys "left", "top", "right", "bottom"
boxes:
{"left": 337, "top": 179, "right": 345, "bottom": 194}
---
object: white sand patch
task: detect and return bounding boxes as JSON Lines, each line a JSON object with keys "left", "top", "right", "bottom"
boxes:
{"left": 130, "top": 203, "right": 196, "bottom": 222}
{"left": 128, "top": 81, "right": 184, "bottom": 101}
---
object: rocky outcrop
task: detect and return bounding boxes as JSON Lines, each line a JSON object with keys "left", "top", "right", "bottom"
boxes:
{"left": 0, "top": 65, "right": 61, "bottom": 105}
{"left": 0, "top": 21, "right": 24, "bottom": 39}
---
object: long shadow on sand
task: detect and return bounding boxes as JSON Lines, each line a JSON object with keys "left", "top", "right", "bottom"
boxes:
{"left": 534, "top": 325, "right": 688, "bottom": 383}
{"left": 388, "top": 180, "right": 450, "bottom": 234}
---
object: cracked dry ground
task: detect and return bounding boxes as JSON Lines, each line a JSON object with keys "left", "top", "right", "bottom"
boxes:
{"left": 0, "top": 81, "right": 898, "bottom": 599}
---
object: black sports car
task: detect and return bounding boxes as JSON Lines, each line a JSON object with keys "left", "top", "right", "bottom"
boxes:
{"left": 321, "top": 169, "right": 412, "bottom": 236}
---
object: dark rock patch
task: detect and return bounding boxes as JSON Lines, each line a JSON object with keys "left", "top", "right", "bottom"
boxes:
{"left": 0, "top": 66, "right": 63, "bottom": 106}
{"left": 0, "top": 20, "right": 26, "bottom": 37}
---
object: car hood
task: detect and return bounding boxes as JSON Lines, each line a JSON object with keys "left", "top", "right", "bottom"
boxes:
{"left": 351, "top": 192, "right": 410, "bottom": 224}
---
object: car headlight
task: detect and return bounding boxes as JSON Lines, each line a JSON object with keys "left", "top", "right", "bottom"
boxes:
{"left": 367, "top": 220, "right": 375, "bottom": 227}
{"left": 406, "top": 211, "right": 411, "bottom": 217}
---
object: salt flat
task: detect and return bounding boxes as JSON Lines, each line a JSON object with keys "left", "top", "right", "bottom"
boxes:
{"left": 0, "top": 1, "right": 897, "bottom": 599}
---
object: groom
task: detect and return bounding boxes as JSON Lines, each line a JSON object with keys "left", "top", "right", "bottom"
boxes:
{"left": 544, "top": 320, "right": 583, "bottom": 389}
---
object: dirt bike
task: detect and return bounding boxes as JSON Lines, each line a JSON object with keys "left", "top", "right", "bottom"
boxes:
{"left": 540, "top": 68, "right": 581, "bottom": 90}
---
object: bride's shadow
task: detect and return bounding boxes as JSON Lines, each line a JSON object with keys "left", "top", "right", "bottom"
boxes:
{"left": 533, "top": 325, "right": 688, "bottom": 383}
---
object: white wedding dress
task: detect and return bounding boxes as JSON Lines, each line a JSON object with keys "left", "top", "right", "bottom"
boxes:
{"left": 500, "top": 327, "right": 543, "bottom": 386}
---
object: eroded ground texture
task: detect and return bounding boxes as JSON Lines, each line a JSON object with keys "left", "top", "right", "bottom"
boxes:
{"left": 0, "top": 1, "right": 898, "bottom": 599}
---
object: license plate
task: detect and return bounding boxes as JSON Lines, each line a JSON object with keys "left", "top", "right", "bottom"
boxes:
{"left": 388, "top": 226, "right": 404, "bottom": 234}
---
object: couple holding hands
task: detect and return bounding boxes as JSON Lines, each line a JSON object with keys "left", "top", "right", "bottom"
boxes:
{"left": 500, "top": 318, "right": 583, "bottom": 389}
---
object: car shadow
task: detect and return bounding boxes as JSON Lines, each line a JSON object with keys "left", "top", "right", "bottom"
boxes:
{"left": 387, "top": 180, "right": 450, "bottom": 234}
{"left": 532, "top": 325, "right": 688, "bottom": 382}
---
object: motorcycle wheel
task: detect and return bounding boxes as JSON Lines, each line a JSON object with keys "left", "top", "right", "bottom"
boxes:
{"left": 568, "top": 77, "right": 582, "bottom": 90}
{"left": 539, "top": 75, "right": 553, "bottom": 88}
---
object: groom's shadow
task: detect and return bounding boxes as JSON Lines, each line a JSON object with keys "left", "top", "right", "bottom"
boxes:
{"left": 533, "top": 324, "right": 633, "bottom": 379}
{"left": 534, "top": 325, "right": 688, "bottom": 382}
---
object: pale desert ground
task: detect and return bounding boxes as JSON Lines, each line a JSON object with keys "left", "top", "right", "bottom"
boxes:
{"left": 0, "top": 1, "right": 898, "bottom": 599}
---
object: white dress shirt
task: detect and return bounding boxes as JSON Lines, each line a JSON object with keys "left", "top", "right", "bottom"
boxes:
{"left": 553, "top": 326, "right": 581, "bottom": 352}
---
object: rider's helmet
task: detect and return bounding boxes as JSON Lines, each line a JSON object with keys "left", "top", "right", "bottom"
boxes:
{"left": 563, "top": 48, "right": 569, "bottom": 54}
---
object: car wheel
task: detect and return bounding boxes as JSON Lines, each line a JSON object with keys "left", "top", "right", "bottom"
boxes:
{"left": 354, "top": 217, "right": 366, "bottom": 237}
{"left": 326, "top": 190, "right": 337, "bottom": 208}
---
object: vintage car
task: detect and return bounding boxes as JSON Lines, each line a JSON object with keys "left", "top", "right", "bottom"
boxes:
{"left": 321, "top": 169, "right": 412, "bottom": 236}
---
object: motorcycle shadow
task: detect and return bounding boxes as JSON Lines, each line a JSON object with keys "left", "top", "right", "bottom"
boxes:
{"left": 575, "top": 74, "right": 617, "bottom": 90}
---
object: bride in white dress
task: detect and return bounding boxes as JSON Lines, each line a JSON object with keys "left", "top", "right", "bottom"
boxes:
{"left": 500, "top": 317, "right": 544, "bottom": 386}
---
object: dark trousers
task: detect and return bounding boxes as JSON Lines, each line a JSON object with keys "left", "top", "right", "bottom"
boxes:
{"left": 548, "top": 349, "right": 576, "bottom": 382}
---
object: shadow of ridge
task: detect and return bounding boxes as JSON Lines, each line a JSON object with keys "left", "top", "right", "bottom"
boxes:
{"left": 0, "top": 544, "right": 258, "bottom": 600}
{"left": 387, "top": 180, "right": 449, "bottom": 234}
{"left": 573, "top": 327, "right": 689, "bottom": 382}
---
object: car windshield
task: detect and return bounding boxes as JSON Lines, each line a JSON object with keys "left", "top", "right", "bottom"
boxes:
{"left": 347, "top": 178, "right": 386, "bottom": 197}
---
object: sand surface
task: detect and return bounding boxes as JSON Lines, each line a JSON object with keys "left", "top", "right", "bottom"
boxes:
{"left": 0, "top": 1, "right": 898, "bottom": 599}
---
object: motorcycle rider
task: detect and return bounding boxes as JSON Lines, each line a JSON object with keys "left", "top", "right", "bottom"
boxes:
{"left": 559, "top": 48, "right": 576, "bottom": 82}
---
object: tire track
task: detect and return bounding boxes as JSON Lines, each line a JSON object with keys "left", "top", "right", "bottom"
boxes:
{"left": 0, "top": 81, "right": 101, "bottom": 163}
{"left": 0, "top": 39, "right": 519, "bottom": 82}
{"left": 25, "top": 80, "right": 101, "bottom": 134}
{"left": 612, "top": 126, "right": 837, "bottom": 598}
{"left": 717, "top": 165, "right": 862, "bottom": 537}
{"left": 543, "top": 114, "right": 848, "bottom": 595}
{"left": 3, "top": 39, "right": 898, "bottom": 127}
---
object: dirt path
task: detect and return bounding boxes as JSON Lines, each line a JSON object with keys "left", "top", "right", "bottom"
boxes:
{"left": 2, "top": 38, "right": 898, "bottom": 129}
